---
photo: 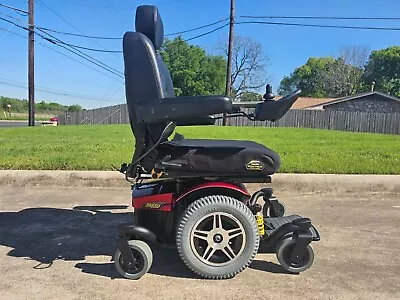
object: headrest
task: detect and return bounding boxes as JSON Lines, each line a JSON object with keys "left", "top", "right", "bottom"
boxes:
{"left": 135, "top": 5, "right": 164, "bottom": 50}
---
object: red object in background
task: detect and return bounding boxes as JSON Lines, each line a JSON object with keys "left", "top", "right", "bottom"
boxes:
{"left": 50, "top": 117, "right": 58, "bottom": 122}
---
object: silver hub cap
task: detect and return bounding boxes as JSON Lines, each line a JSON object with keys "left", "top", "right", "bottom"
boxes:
{"left": 189, "top": 212, "right": 246, "bottom": 267}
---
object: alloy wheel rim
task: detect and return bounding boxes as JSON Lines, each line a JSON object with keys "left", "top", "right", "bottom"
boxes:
{"left": 189, "top": 212, "right": 246, "bottom": 267}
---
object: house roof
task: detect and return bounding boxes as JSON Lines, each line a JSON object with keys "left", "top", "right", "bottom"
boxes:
{"left": 305, "top": 91, "right": 400, "bottom": 109}
{"left": 232, "top": 96, "right": 337, "bottom": 109}
{"left": 291, "top": 97, "right": 337, "bottom": 109}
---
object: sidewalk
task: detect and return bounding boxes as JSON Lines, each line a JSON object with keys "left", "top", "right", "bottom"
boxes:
{"left": 0, "top": 170, "right": 399, "bottom": 193}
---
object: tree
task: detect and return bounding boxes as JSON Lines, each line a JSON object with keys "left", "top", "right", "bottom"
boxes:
{"left": 335, "top": 45, "right": 370, "bottom": 95}
{"left": 67, "top": 104, "right": 82, "bottom": 112}
{"left": 278, "top": 47, "right": 368, "bottom": 98}
{"left": 240, "top": 91, "right": 262, "bottom": 101}
{"left": 278, "top": 57, "right": 335, "bottom": 97}
{"left": 220, "top": 35, "right": 269, "bottom": 99}
{"left": 159, "top": 36, "right": 226, "bottom": 96}
{"left": 363, "top": 46, "right": 400, "bottom": 97}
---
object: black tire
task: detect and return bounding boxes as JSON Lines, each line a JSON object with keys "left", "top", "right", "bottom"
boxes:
{"left": 276, "top": 237, "right": 314, "bottom": 273}
{"left": 263, "top": 201, "right": 285, "bottom": 218}
{"left": 176, "top": 195, "right": 260, "bottom": 279}
{"left": 114, "top": 240, "right": 153, "bottom": 280}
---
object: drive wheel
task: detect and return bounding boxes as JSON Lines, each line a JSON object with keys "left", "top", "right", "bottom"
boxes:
{"left": 276, "top": 237, "right": 314, "bottom": 273}
{"left": 176, "top": 195, "right": 260, "bottom": 279}
{"left": 114, "top": 240, "right": 153, "bottom": 280}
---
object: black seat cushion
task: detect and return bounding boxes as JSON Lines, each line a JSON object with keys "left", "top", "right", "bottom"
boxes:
{"left": 156, "top": 138, "right": 281, "bottom": 176}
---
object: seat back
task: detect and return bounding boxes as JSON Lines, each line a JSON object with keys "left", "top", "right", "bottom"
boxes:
{"left": 123, "top": 5, "right": 175, "bottom": 171}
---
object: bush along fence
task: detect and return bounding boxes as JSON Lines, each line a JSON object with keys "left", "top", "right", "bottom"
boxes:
{"left": 57, "top": 104, "right": 400, "bottom": 135}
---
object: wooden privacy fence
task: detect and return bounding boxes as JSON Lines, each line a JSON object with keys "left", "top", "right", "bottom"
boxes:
{"left": 57, "top": 104, "right": 400, "bottom": 135}
{"left": 58, "top": 104, "right": 129, "bottom": 125}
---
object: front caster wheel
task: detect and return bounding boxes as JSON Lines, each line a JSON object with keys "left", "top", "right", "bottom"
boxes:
{"left": 276, "top": 237, "right": 314, "bottom": 273}
{"left": 114, "top": 240, "right": 153, "bottom": 279}
{"left": 263, "top": 201, "right": 285, "bottom": 218}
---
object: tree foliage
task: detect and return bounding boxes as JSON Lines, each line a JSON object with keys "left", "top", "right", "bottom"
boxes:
{"left": 279, "top": 45, "right": 400, "bottom": 98}
{"left": 159, "top": 36, "right": 227, "bottom": 96}
{"left": 278, "top": 53, "right": 366, "bottom": 98}
{"left": 67, "top": 104, "right": 83, "bottom": 112}
{"left": 239, "top": 91, "right": 262, "bottom": 101}
{"left": 364, "top": 46, "right": 400, "bottom": 97}
{"left": 0, "top": 96, "right": 82, "bottom": 113}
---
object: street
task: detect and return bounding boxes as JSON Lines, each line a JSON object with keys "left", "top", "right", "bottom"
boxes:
{"left": 0, "top": 176, "right": 399, "bottom": 300}
{"left": 0, "top": 120, "right": 42, "bottom": 127}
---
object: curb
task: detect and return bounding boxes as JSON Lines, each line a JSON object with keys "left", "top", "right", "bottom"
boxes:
{"left": 0, "top": 170, "right": 399, "bottom": 193}
{"left": 0, "top": 170, "right": 128, "bottom": 188}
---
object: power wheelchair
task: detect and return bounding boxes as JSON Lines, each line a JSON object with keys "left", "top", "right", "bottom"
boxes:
{"left": 114, "top": 5, "right": 320, "bottom": 280}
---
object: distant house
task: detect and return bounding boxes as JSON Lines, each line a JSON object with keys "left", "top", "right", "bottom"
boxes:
{"left": 303, "top": 91, "right": 400, "bottom": 113}
{"left": 290, "top": 97, "right": 338, "bottom": 110}
{"left": 233, "top": 96, "right": 338, "bottom": 109}
{"left": 232, "top": 90, "right": 400, "bottom": 113}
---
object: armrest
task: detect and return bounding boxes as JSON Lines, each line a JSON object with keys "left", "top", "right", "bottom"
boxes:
{"left": 254, "top": 90, "right": 301, "bottom": 122}
{"left": 137, "top": 95, "right": 232, "bottom": 123}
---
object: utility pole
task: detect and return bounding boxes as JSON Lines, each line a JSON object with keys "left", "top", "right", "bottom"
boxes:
{"left": 28, "top": 0, "right": 35, "bottom": 126}
{"left": 223, "top": 0, "right": 235, "bottom": 126}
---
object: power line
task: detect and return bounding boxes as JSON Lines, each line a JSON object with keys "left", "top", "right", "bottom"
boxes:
{"left": 0, "top": 26, "right": 25, "bottom": 38}
{"left": 0, "top": 16, "right": 124, "bottom": 77}
{"left": 238, "top": 15, "right": 400, "bottom": 21}
{"left": 36, "top": 0, "right": 121, "bottom": 57}
{"left": 37, "top": 32, "right": 123, "bottom": 53}
{"left": 28, "top": 17, "right": 400, "bottom": 51}
{"left": 54, "top": 40, "right": 122, "bottom": 53}
{"left": 0, "top": 11, "right": 23, "bottom": 22}
{"left": 36, "top": 26, "right": 121, "bottom": 40}
{"left": 0, "top": 3, "right": 28, "bottom": 14}
{"left": 36, "top": 20, "right": 230, "bottom": 49}
{"left": 35, "top": 28, "right": 124, "bottom": 77}
{"left": 0, "top": 26, "right": 123, "bottom": 81}
{"left": 30, "top": 14, "right": 400, "bottom": 42}
{"left": 235, "top": 20, "right": 400, "bottom": 31}
{"left": 166, "top": 18, "right": 230, "bottom": 36}
{"left": 0, "top": 16, "right": 27, "bottom": 29}
{"left": 35, "top": 17, "right": 231, "bottom": 40}
{"left": 184, "top": 23, "right": 230, "bottom": 42}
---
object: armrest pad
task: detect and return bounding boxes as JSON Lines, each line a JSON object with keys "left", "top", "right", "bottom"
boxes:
{"left": 137, "top": 95, "right": 232, "bottom": 123}
{"left": 254, "top": 90, "right": 301, "bottom": 122}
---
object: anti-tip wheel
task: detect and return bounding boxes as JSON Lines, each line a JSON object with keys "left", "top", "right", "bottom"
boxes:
{"left": 114, "top": 240, "right": 153, "bottom": 280}
{"left": 176, "top": 195, "right": 260, "bottom": 280}
{"left": 276, "top": 237, "right": 314, "bottom": 273}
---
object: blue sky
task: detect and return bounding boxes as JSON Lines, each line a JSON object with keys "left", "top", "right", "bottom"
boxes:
{"left": 0, "top": 0, "right": 399, "bottom": 109}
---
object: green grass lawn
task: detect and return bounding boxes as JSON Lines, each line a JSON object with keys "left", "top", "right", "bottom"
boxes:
{"left": 0, "top": 124, "right": 399, "bottom": 174}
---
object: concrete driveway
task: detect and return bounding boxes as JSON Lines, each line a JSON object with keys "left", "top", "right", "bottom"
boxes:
{"left": 0, "top": 172, "right": 399, "bottom": 300}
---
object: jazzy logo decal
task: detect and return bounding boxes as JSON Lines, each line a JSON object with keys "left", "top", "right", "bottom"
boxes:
{"left": 143, "top": 202, "right": 164, "bottom": 209}
{"left": 246, "top": 160, "right": 264, "bottom": 171}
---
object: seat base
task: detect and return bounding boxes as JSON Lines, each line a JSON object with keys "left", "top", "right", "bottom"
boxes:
{"left": 154, "top": 135, "right": 281, "bottom": 178}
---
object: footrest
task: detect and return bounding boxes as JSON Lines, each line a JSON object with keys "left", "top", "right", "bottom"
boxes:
{"left": 264, "top": 215, "right": 320, "bottom": 240}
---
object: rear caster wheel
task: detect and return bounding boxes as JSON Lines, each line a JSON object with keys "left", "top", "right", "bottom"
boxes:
{"left": 263, "top": 201, "right": 285, "bottom": 218}
{"left": 176, "top": 195, "right": 260, "bottom": 279}
{"left": 114, "top": 240, "right": 153, "bottom": 279}
{"left": 276, "top": 237, "right": 314, "bottom": 273}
